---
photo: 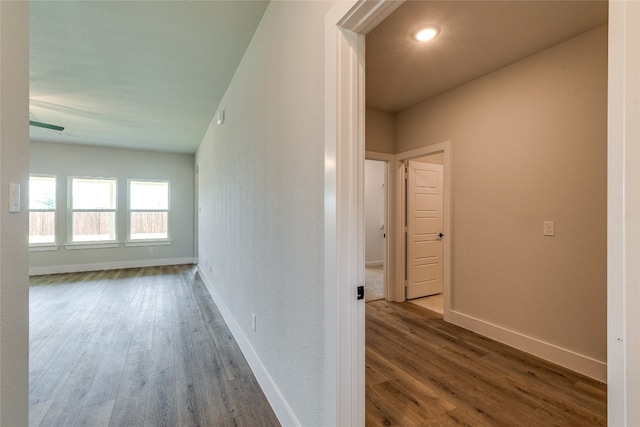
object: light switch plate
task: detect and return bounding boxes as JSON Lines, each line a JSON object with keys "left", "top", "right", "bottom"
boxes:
{"left": 9, "top": 182, "right": 20, "bottom": 213}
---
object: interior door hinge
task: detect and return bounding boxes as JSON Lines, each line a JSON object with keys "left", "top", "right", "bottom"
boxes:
{"left": 357, "top": 285, "right": 364, "bottom": 301}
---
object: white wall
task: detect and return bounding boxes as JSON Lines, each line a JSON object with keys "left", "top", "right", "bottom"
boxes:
{"left": 195, "top": 1, "right": 334, "bottom": 425}
{"left": 365, "top": 160, "right": 385, "bottom": 265}
{"left": 0, "top": 1, "right": 29, "bottom": 424}
{"left": 29, "top": 142, "right": 195, "bottom": 274}
{"left": 396, "top": 25, "right": 607, "bottom": 379}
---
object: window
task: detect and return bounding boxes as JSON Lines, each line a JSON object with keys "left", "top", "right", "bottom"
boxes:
{"left": 70, "top": 178, "right": 117, "bottom": 242}
{"left": 129, "top": 180, "right": 169, "bottom": 240}
{"left": 29, "top": 175, "right": 56, "bottom": 244}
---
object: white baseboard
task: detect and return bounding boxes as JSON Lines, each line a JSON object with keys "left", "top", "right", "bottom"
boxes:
{"left": 447, "top": 310, "right": 607, "bottom": 383}
{"left": 29, "top": 257, "right": 196, "bottom": 276}
{"left": 197, "top": 267, "right": 299, "bottom": 427}
{"left": 365, "top": 261, "right": 383, "bottom": 267}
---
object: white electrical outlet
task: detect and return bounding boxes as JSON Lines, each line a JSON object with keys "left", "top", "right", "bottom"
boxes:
{"left": 251, "top": 313, "right": 256, "bottom": 331}
{"left": 543, "top": 221, "right": 555, "bottom": 236}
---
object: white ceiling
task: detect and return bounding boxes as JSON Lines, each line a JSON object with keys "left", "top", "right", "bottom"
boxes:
{"left": 366, "top": 1, "right": 608, "bottom": 113}
{"left": 29, "top": 1, "right": 269, "bottom": 154}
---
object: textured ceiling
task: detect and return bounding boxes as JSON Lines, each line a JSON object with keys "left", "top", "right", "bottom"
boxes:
{"left": 366, "top": 1, "right": 608, "bottom": 113}
{"left": 30, "top": 1, "right": 269, "bottom": 153}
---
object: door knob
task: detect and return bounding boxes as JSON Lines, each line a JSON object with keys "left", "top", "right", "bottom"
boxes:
{"left": 439, "top": 233, "right": 444, "bottom": 238}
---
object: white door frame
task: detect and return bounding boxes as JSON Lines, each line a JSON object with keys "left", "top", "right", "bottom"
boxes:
{"left": 326, "top": 1, "right": 636, "bottom": 426}
{"left": 394, "top": 143, "right": 451, "bottom": 317}
{"left": 608, "top": 1, "right": 640, "bottom": 425}
{"left": 324, "top": 1, "right": 402, "bottom": 425}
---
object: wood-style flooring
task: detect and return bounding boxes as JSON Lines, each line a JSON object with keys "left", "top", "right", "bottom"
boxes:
{"left": 366, "top": 299, "right": 607, "bottom": 426}
{"left": 29, "top": 265, "right": 280, "bottom": 427}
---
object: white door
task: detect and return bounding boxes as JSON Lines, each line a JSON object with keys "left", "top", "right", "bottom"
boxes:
{"left": 406, "top": 161, "right": 444, "bottom": 299}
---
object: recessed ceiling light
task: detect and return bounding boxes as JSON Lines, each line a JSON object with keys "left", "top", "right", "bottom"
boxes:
{"left": 414, "top": 26, "right": 440, "bottom": 42}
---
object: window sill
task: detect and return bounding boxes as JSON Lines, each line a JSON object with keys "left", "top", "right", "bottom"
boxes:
{"left": 29, "top": 244, "right": 59, "bottom": 252}
{"left": 125, "top": 239, "right": 172, "bottom": 247}
{"left": 65, "top": 242, "right": 121, "bottom": 250}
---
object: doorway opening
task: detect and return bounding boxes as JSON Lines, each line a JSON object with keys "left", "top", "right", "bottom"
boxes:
{"left": 388, "top": 143, "right": 452, "bottom": 317}
{"left": 326, "top": 0, "right": 631, "bottom": 424}
{"left": 364, "top": 159, "right": 387, "bottom": 302}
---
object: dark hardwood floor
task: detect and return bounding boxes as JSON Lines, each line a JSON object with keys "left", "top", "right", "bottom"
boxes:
{"left": 29, "top": 265, "right": 280, "bottom": 427}
{"left": 366, "top": 299, "right": 607, "bottom": 426}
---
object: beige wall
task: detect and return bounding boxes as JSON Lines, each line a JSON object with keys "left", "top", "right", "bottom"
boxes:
{"left": 365, "top": 107, "right": 395, "bottom": 153}
{"left": 415, "top": 152, "right": 444, "bottom": 165}
{"left": 396, "top": 25, "right": 608, "bottom": 365}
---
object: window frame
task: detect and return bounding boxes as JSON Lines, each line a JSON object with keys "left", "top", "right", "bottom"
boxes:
{"left": 28, "top": 174, "right": 57, "bottom": 248}
{"left": 68, "top": 176, "right": 118, "bottom": 245}
{"left": 127, "top": 179, "right": 170, "bottom": 243}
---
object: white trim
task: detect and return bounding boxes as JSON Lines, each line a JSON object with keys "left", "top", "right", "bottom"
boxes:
{"left": 448, "top": 310, "right": 607, "bottom": 382}
{"left": 28, "top": 244, "right": 59, "bottom": 252}
{"left": 608, "top": 1, "right": 640, "bottom": 424}
{"left": 197, "top": 267, "right": 299, "bottom": 427}
{"left": 124, "top": 239, "right": 172, "bottom": 247}
{"left": 325, "top": 1, "right": 404, "bottom": 425}
{"left": 338, "top": 0, "right": 402, "bottom": 34}
{"left": 325, "top": 3, "right": 364, "bottom": 426}
{"left": 396, "top": 143, "right": 450, "bottom": 161}
{"left": 64, "top": 242, "right": 120, "bottom": 250}
{"left": 28, "top": 257, "right": 195, "bottom": 276}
